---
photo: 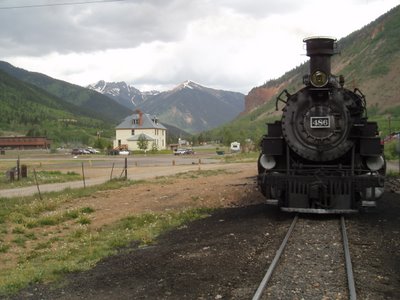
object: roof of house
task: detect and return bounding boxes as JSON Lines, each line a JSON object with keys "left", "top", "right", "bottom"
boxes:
{"left": 127, "top": 133, "right": 155, "bottom": 141}
{"left": 116, "top": 112, "right": 166, "bottom": 130}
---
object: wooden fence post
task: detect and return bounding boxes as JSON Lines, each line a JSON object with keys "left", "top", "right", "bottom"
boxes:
{"left": 125, "top": 157, "right": 128, "bottom": 180}
{"left": 81, "top": 162, "right": 86, "bottom": 188}
{"left": 110, "top": 162, "right": 115, "bottom": 180}
{"left": 33, "top": 168, "right": 42, "bottom": 200}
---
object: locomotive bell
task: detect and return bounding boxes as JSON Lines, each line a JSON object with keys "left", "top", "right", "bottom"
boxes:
{"left": 304, "top": 37, "right": 337, "bottom": 87}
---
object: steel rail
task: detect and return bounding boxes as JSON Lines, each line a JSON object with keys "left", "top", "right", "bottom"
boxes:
{"left": 341, "top": 215, "right": 357, "bottom": 300}
{"left": 252, "top": 215, "right": 299, "bottom": 300}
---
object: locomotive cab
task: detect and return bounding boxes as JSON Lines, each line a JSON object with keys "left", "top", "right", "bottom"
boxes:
{"left": 258, "top": 37, "right": 385, "bottom": 213}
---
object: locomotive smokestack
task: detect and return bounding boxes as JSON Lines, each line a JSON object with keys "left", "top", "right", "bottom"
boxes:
{"left": 304, "top": 37, "right": 337, "bottom": 87}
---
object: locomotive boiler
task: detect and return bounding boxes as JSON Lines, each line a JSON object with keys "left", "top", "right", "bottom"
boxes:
{"left": 257, "top": 37, "right": 385, "bottom": 213}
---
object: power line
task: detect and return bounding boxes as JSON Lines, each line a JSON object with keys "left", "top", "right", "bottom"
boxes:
{"left": 0, "top": 0, "right": 130, "bottom": 10}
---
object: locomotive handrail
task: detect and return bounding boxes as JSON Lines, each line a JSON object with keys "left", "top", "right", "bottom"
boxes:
{"left": 276, "top": 89, "right": 291, "bottom": 111}
{"left": 353, "top": 88, "right": 367, "bottom": 117}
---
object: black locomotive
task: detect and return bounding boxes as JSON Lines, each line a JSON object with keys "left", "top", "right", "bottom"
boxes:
{"left": 257, "top": 37, "right": 385, "bottom": 213}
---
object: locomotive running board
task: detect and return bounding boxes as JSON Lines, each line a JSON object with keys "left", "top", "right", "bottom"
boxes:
{"left": 266, "top": 199, "right": 279, "bottom": 205}
{"left": 281, "top": 207, "right": 358, "bottom": 214}
{"left": 361, "top": 201, "right": 376, "bottom": 207}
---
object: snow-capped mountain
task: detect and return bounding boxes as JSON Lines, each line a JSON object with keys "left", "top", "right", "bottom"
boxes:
{"left": 87, "top": 80, "right": 159, "bottom": 109}
{"left": 135, "top": 80, "right": 245, "bottom": 133}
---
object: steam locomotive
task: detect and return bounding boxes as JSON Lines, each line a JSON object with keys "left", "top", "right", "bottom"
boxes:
{"left": 257, "top": 37, "right": 385, "bottom": 213}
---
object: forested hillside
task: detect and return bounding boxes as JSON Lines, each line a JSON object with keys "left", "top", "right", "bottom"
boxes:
{"left": 0, "top": 70, "right": 114, "bottom": 146}
{"left": 0, "top": 61, "right": 131, "bottom": 123}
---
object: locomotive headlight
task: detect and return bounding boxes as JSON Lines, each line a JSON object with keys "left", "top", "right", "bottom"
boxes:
{"left": 310, "top": 70, "right": 328, "bottom": 87}
{"left": 366, "top": 155, "right": 385, "bottom": 171}
{"left": 259, "top": 154, "right": 276, "bottom": 170}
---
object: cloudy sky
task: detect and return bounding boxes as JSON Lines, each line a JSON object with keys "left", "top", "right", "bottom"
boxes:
{"left": 0, "top": 0, "right": 399, "bottom": 93}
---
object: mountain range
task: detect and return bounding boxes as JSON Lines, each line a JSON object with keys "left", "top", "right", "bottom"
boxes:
{"left": 88, "top": 80, "right": 245, "bottom": 133}
{"left": 87, "top": 80, "right": 159, "bottom": 109}
{"left": 0, "top": 60, "right": 245, "bottom": 135}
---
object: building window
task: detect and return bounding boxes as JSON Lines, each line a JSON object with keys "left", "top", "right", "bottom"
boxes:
{"left": 131, "top": 129, "right": 135, "bottom": 135}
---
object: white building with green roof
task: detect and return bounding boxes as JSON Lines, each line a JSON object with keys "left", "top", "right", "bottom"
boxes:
{"left": 114, "top": 110, "right": 167, "bottom": 151}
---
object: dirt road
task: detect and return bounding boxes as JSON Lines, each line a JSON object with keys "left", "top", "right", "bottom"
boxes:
{"left": 0, "top": 158, "right": 234, "bottom": 198}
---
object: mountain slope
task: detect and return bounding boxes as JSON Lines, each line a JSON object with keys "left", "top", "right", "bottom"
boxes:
{"left": 245, "top": 5, "right": 400, "bottom": 114}
{"left": 0, "top": 69, "right": 113, "bottom": 144}
{"left": 136, "top": 80, "right": 245, "bottom": 133}
{"left": 0, "top": 61, "right": 132, "bottom": 123}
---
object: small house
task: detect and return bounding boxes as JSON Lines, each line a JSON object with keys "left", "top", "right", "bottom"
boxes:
{"left": 114, "top": 110, "right": 167, "bottom": 151}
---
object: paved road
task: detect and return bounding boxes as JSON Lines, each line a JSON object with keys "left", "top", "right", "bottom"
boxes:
{"left": 0, "top": 162, "right": 254, "bottom": 198}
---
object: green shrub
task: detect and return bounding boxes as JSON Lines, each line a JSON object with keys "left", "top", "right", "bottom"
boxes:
{"left": 384, "top": 139, "right": 399, "bottom": 160}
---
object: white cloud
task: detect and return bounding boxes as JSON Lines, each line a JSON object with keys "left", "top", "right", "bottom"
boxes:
{"left": 1, "top": 0, "right": 399, "bottom": 93}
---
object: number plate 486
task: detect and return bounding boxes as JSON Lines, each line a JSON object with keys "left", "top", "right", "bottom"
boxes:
{"left": 310, "top": 117, "right": 330, "bottom": 128}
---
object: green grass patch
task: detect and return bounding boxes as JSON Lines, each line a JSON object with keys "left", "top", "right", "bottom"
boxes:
{"left": 11, "top": 226, "right": 25, "bottom": 234}
{"left": 0, "top": 170, "right": 81, "bottom": 190}
{"left": 80, "top": 207, "right": 95, "bottom": 214}
{"left": 223, "top": 151, "right": 259, "bottom": 163}
{"left": 386, "top": 170, "right": 400, "bottom": 178}
{"left": 384, "top": 139, "right": 400, "bottom": 160}
{"left": 24, "top": 232, "right": 37, "bottom": 240}
{"left": 63, "top": 210, "right": 79, "bottom": 220}
{"left": 34, "top": 241, "right": 52, "bottom": 251}
{"left": 25, "top": 207, "right": 95, "bottom": 229}
{"left": 174, "top": 169, "right": 231, "bottom": 179}
{"left": 153, "top": 168, "right": 231, "bottom": 183}
{"left": 0, "top": 179, "right": 135, "bottom": 227}
{"left": 12, "top": 236, "right": 27, "bottom": 248}
{"left": 76, "top": 216, "right": 91, "bottom": 225}
{"left": 0, "top": 208, "right": 213, "bottom": 296}
{"left": 0, "top": 243, "right": 10, "bottom": 253}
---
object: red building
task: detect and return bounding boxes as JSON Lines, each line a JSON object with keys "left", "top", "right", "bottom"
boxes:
{"left": 0, "top": 137, "right": 51, "bottom": 149}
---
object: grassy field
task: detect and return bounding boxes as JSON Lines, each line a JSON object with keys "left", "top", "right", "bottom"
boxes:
{"left": 0, "top": 173, "right": 214, "bottom": 296}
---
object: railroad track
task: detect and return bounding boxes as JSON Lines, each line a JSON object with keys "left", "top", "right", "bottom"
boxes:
{"left": 252, "top": 215, "right": 356, "bottom": 300}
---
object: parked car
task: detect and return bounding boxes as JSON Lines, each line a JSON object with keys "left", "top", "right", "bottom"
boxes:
{"left": 86, "top": 147, "right": 100, "bottom": 154}
{"left": 184, "top": 149, "right": 195, "bottom": 155}
{"left": 71, "top": 148, "right": 84, "bottom": 155}
{"left": 174, "top": 148, "right": 195, "bottom": 155}
{"left": 174, "top": 149, "right": 187, "bottom": 155}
